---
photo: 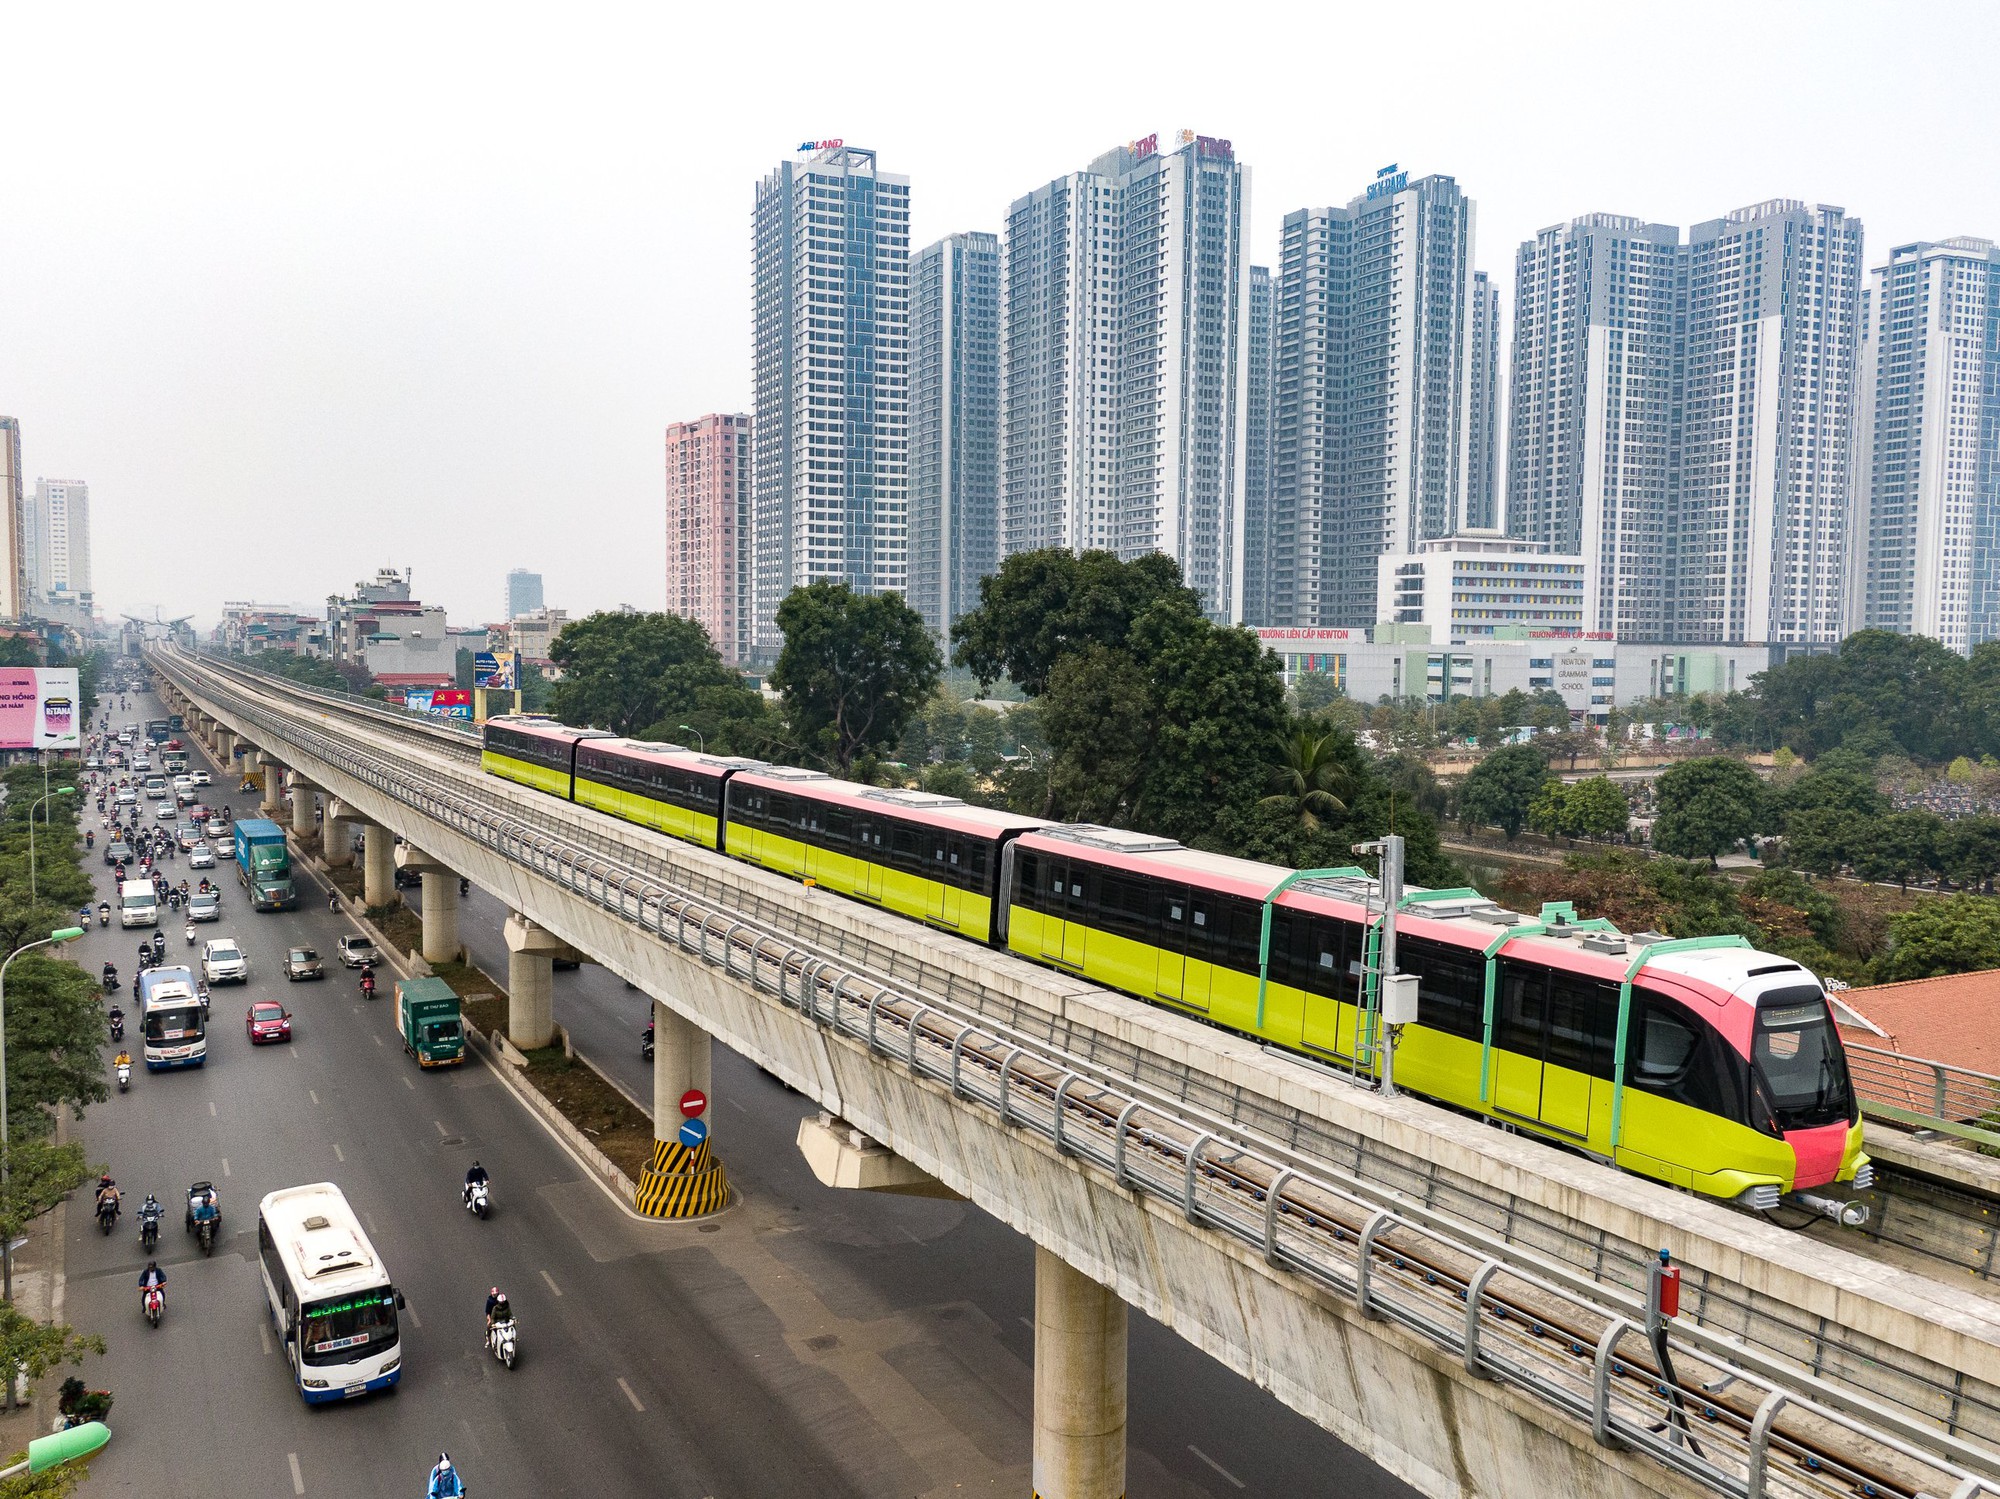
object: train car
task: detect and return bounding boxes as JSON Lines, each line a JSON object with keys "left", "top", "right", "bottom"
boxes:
{"left": 481, "top": 716, "right": 614, "bottom": 799}
{"left": 1001, "top": 825, "right": 1869, "bottom": 1213}
{"left": 725, "top": 767, "right": 1048, "bottom": 944}
{"left": 572, "top": 738, "right": 764, "bottom": 850}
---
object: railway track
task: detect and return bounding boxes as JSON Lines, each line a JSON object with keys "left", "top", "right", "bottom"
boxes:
{"left": 155, "top": 648, "right": 2000, "bottom": 1499}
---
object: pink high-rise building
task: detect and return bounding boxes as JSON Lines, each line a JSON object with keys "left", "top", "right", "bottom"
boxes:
{"left": 665, "top": 413, "right": 751, "bottom": 663}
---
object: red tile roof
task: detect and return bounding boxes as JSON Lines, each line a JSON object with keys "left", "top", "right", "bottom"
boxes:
{"left": 1836, "top": 969, "right": 2000, "bottom": 1077}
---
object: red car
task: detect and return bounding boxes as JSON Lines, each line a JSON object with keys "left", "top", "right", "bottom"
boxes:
{"left": 246, "top": 1001, "right": 292, "bottom": 1044}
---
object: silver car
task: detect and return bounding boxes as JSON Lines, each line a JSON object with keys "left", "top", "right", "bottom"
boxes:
{"left": 188, "top": 842, "right": 216, "bottom": 869}
{"left": 186, "top": 890, "right": 221, "bottom": 922}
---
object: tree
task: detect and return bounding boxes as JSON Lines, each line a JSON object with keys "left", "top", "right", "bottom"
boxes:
{"left": 2, "top": 955, "right": 108, "bottom": 1141}
{"left": 1938, "top": 815, "right": 2000, "bottom": 892}
{"left": 1457, "top": 745, "right": 1550, "bottom": 840}
{"left": 1651, "top": 757, "right": 1766, "bottom": 865}
{"left": 1775, "top": 767, "right": 1886, "bottom": 831}
{"left": 1526, "top": 777, "right": 1570, "bottom": 839}
{"left": 0, "top": 1303, "right": 101, "bottom": 1418}
{"left": 1778, "top": 806, "right": 1864, "bottom": 877}
{"left": 0, "top": 1139, "right": 93, "bottom": 1261}
{"left": 773, "top": 582, "right": 941, "bottom": 776}
{"left": 951, "top": 548, "right": 1196, "bottom": 696}
{"left": 1260, "top": 729, "right": 1354, "bottom": 832}
{"left": 1849, "top": 810, "right": 1941, "bottom": 891}
{"left": 1874, "top": 895, "right": 2000, "bottom": 981}
{"left": 1567, "top": 776, "right": 1633, "bottom": 841}
{"left": 547, "top": 611, "right": 748, "bottom": 739}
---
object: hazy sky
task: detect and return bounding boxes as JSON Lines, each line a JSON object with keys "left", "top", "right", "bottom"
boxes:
{"left": 5, "top": 2, "right": 1997, "bottom": 629}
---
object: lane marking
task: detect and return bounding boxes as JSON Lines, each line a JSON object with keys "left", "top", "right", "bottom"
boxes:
{"left": 1018, "top": 1317, "right": 1033, "bottom": 1330}
{"left": 405, "top": 1304, "right": 422, "bottom": 1329}
{"left": 309, "top": 1089, "right": 319, "bottom": 1105}
{"left": 539, "top": 1269, "right": 563, "bottom": 1298}
{"left": 373, "top": 1034, "right": 383, "bottom": 1048}
{"left": 259, "top": 1322, "right": 271, "bottom": 1355}
{"left": 288, "top": 1451, "right": 305, "bottom": 1495}
{"left": 434, "top": 1120, "right": 448, "bottom": 1137}
{"left": 403, "top": 1076, "right": 415, "bottom": 1090}
{"left": 332, "top": 1144, "right": 344, "bottom": 1162}
{"left": 1188, "top": 1446, "right": 1245, "bottom": 1490}
{"left": 221, "top": 1158, "right": 231, "bottom": 1177}
{"left": 365, "top": 1213, "right": 378, "bottom": 1234}
{"left": 617, "top": 1377, "right": 645, "bottom": 1412}
{"left": 208, "top": 1100, "right": 217, "bottom": 1116}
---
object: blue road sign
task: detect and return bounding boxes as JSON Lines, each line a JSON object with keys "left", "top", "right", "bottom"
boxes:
{"left": 678, "top": 1115, "right": 709, "bottom": 1149}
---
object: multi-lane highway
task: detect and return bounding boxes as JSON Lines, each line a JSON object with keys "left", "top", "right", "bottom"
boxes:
{"left": 59, "top": 686, "right": 1414, "bottom": 1497}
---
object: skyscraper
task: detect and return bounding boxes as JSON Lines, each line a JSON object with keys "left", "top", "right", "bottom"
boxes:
{"left": 0, "top": 419, "right": 23, "bottom": 619}
{"left": 1241, "top": 265, "right": 1278, "bottom": 626}
{"left": 999, "top": 132, "right": 1251, "bottom": 621}
{"left": 751, "top": 142, "right": 910, "bottom": 656}
{"left": 1465, "top": 270, "right": 1503, "bottom": 532}
{"left": 664, "top": 413, "right": 752, "bottom": 663}
{"left": 505, "top": 568, "right": 544, "bottom": 620}
{"left": 909, "top": 231, "right": 1000, "bottom": 637}
{"left": 1676, "top": 201, "right": 1863, "bottom": 645}
{"left": 1850, "top": 237, "right": 2000, "bottom": 651}
{"left": 1270, "top": 169, "right": 1480, "bottom": 628}
{"left": 29, "top": 477, "right": 90, "bottom": 606}
{"left": 1507, "top": 215, "right": 1684, "bottom": 639}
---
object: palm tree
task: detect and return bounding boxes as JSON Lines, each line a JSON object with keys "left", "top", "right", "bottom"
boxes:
{"left": 1261, "top": 729, "right": 1353, "bottom": 832}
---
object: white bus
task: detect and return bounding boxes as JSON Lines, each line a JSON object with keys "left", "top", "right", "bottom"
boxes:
{"left": 136, "top": 965, "right": 205, "bottom": 1069}
{"left": 257, "top": 1183, "right": 404, "bottom": 1403}
{"left": 119, "top": 878, "right": 158, "bottom": 928}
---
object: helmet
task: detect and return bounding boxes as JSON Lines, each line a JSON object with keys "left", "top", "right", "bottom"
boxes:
{"left": 99, "top": 1173, "right": 112, "bottom": 1186}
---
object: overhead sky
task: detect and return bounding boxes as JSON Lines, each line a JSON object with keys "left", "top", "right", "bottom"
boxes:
{"left": 4, "top": 1, "right": 1996, "bottom": 630}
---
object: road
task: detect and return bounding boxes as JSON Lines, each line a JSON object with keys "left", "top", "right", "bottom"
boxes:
{"left": 59, "top": 684, "right": 1415, "bottom": 1498}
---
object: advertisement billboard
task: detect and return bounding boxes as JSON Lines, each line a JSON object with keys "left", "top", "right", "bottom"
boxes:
{"left": 473, "top": 651, "right": 517, "bottom": 691}
{"left": 0, "top": 668, "right": 81, "bottom": 750}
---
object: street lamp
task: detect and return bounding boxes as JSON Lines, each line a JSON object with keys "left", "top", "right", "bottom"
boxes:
{"left": 27, "top": 784, "right": 76, "bottom": 902}
{"left": 0, "top": 1420, "right": 110, "bottom": 1478}
{"left": 677, "top": 725, "right": 705, "bottom": 753}
{"left": 0, "top": 927, "right": 85, "bottom": 1301}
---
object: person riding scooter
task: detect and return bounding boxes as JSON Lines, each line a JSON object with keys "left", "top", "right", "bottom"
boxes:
{"left": 428, "top": 1453, "right": 465, "bottom": 1499}
{"left": 97, "top": 901, "right": 110, "bottom": 927}
{"left": 464, "top": 1161, "right": 489, "bottom": 1209}
{"left": 108, "top": 1005, "right": 125, "bottom": 1041}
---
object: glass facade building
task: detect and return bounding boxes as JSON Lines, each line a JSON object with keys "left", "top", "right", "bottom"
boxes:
{"left": 909, "top": 232, "right": 1000, "bottom": 637}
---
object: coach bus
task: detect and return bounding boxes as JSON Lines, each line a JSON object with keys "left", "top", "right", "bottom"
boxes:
{"left": 257, "top": 1183, "right": 404, "bottom": 1402}
{"left": 137, "top": 964, "right": 206, "bottom": 1069}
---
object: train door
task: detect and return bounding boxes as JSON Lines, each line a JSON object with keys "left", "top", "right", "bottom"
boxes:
{"left": 1059, "top": 860, "right": 1089, "bottom": 968}
{"left": 927, "top": 833, "right": 963, "bottom": 929}
{"left": 1298, "top": 916, "right": 1349, "bottom": 1057}
{"left": 1154, "top": 885, "right": 1190, "bottom": 1005}
{"left": 855, "top": 820, "right": 885, "bottom": 902}
{"left": 1035, "top": 857, "right": 1073, "bottom": 964}
{"left": 1493, "top": 962, "right": 1548, "bottom": 1124}
{"left": 1494, "top": 962, "right": 1605, "bottom": 1139}
{"left": 1178, "top": 894, "right": 1216, "bottom": 1012}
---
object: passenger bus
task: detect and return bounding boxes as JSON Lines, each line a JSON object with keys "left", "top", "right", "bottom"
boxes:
{"left": 257, "top": 1184, "right": 403, "bottom": 1402}
{"left": 145, "top": 718, "right": 171, "bottom": 744}
{"left": 137, "top": 965, "right": 206, "bottom": 1069}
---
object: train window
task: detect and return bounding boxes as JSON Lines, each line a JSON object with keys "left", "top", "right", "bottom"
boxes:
{"left": 1401, "top": 935, "right": 1485, "bottom": 1041}
{"left": 890, "top": 825, "right": 922, "bottom": 872}
{"left": 966, "top": 841, "right": 990, "bottom": 890}
{"left": 1219, "top": 897, "right": 1263, "bottom": 973}
{"left": 824, "top": 808, "right": 851, "bottom": 847}
{"left": 1015, "top": 852, "right": 1042, "bottom": 911}
{"left": 1629, "top": 989, "right": 1748, "bottom": 1121}
{"left": 855, "top": 819, "right": 884, "bottom": 852}
{"left": 1545, "top": 971, "right": 1618, "bottom": 1080}
{"left": 1634, "top": 1004, "right": 1697, "bottom": 1081}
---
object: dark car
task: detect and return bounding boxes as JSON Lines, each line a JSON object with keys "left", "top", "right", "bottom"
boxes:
{"left": 104, "top": 840, "right": 133, "bottom": 867}
{"left": 285, "top": 946, "right": 324, "bottom": 981}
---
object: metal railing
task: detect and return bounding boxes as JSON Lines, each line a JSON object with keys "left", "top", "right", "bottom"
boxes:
{"left": 152, "top": 647, "right": 2000, "bottom": 1499}
{"left": 1849, "top": 1045, "right": 2000, "bottom": 1150}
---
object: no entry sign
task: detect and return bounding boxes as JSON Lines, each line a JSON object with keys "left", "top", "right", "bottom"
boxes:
{"left": 680, "top": 1088, "right": 707, "bottom": 1118}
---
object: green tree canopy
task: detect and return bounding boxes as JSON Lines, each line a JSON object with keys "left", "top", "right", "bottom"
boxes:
{"left": 772, "top": 582, "right": 942, "bottom": 776}
{"left": 1260, "top": 729, "right": 1355, "bottom": 832}
{"left": 1456, "top": 745, "right": 1550, "bottom": 840}
{"left": 1874, "top": 895, "right": 2000, "bottom": 981}
{"left": 547, "top": 611, "right": 750, "bottom": 739}
{"left": 1938, "top": 815, "right": 2000, "bottom": 892}
{"left": 950, "top": 548, "right": 1196, "bottom": 696}
{"left": 1848, "top": 810, "right": 1942, "bottom": 891}
{"left": 1651, "top": 757, "right": 1766, "bottom": 864}
{"left": 1775, "top": 767, "right": 1886, "bottom": 829}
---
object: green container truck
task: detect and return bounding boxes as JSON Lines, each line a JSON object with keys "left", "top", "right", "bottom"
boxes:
{"left": 395, "top": 977, "right": 465, "bottom": 1068}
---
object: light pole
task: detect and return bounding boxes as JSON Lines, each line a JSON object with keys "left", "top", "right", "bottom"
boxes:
{"left": 677, "top": 724, "right": 705, "bottom": 753}
{"left": 0, "top": 1421, "right": 110, "bottom": 1478}
{"left": 0, "top": 927, "right": 85, "bottom": 1301}
{"left": 27, "top": 783, "right": 76, "bottom": 902}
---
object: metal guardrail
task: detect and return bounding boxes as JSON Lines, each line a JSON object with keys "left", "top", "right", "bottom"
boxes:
{"left": 1849, "top": 1046, "right": 2000, "bottom": 1151}
{"left": 153, "top": 648, "right": 2000, "bottom": 1499}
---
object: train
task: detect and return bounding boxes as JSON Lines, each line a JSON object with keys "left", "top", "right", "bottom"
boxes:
{"left": 482, "top": 715, "right": 1873, "bottom": 1221}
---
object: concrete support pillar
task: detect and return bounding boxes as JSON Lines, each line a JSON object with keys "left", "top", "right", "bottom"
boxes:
{"left": 362, "top": 822, "right": 396, "bottom": 910}
{"left": 290, "top": 779, "right": 318, "bottom": 839}
{"left": 323, "top": 797, "right": 357, "bottom": 869}
{"left": 259, "top": 755, "right": 285, "bottom": 817}
{"left": 635, "top": 1001, "right": 728, "bottom": 1217}
{"left": 1032, "top": 1247, "right": 1128, "bottom": 1499}
{"left": 507, "top": 951, "right": 553, "bottom": 1049}
{"left": 420, "top": 871, "right": 460, "bottom": 965}
{"left": 216, "top": 729, "right": 235, "bottom": 766}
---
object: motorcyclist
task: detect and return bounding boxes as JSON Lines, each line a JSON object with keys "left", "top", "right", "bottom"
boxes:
{"left": 108, "top": 1004, "right": 125, "bottom": 1037}
{"left": 97, "top": 901, "right": 110, "bottom": 925}
{"left": 464, "top": 1161, "right": 489, "bottom": 1208}
{"left": 138, "top": 1194, "right": 163, "bottom": 1241}
{"left": 428, "top": 1454, "right": 464, "bottom": 1499}
{"left": 360, "top": 969, "right": 377, "bottom": 999}
{"left": 101, "top": 961, "right": 118, "bottom": 990}
{"left": 114, "top": 1049, "right": 131, "bottom": 1070}
{"left": 150, "top": 931, "right": 166, "bottom": 957}
{"left": 187, "top": 1180, "right": 220, "bottom": 1227}
{"left": 137, "top": 1260, "right": 165, "bottom": 1294}
{"left": 95, "top": 1176, "right": 121, "bottom": 1220}
{"left": 483, "top": 1287, "right": 510, "bottom": 1331}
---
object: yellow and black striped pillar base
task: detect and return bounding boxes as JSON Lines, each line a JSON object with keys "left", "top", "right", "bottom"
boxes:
{"left": 635, "top": 1135, "right": 730, "bottom": 1218}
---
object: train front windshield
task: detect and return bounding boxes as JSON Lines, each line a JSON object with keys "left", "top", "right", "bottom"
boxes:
{"left": 1751, "top": 988, "right": 1854, "bottom": 1131}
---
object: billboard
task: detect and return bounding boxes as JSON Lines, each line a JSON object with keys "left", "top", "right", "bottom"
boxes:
{"left": 473, "top": 651, "right": 517, "bottom": 691}
{"left": 417, "top": 688, "right": 472, "bottom": 720}
{"left": 0, "top": 668, "right": 81, "bottom": 750}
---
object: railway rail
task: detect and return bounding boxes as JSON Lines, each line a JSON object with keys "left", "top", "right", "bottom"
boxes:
{"left": 155, "top": 647, "right": 2000, "bottom": 1499}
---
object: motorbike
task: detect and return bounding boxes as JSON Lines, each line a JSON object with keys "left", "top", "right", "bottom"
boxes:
{"left": 465, "top": 1180, "right": 490, "bottom": 1220}
{"left": 188, "top": 1185, "right": 220, "bottom": 1255}
{"left": 428, "top": 1463, "right": 467, "bottom": 1499}
{"left": 142, "top": 1284, "right": 164, "bottom": 1328}
{"left": 96, "top": 1196, "right": 118, "bottom": 1236}
{"left": 360, "top": 971, "right": 377, "bottom": 1001}
{"left": 488, "top": 1317, "right": 518, "bottom": 1371}
{"left": 97, "top": 905, "right": 109, "bottom": 927}
{"left": 102, "top": 967, "right": 120, "bottom": 994}
{"left": 139, "top": 1208, "right": 161, "bottom": 1252}
{"left": 185, "top": 924, "right": 196, "bottom": 946}
{"left": 642, "top": 1023, "right": 654, "bottom": 1063}
{"left": 109, "top": 1011, "right": 125, "bottom": 1042}
{"left": 116, "top": 1062, "right": 130, "bottom": 1092}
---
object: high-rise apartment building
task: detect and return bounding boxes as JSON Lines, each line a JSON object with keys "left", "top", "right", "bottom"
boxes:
{"left": 1270, "top": 169, "right": 1480, "bottom": 628}
{"left": 909, "top": 232, "right": 1000, "bottom": 636}
{"left": 999, "top": 132, "right": 1251, "bottom": 621}
{"left": 1241, "top": 265, "right": 1278, "bottom": 625}
{"left": 29, "top": 477, "right": 90, "bottom": 606}
{"left": 750, "top": 143, "right": 910, "bottom": 657}
{"left": 664, "top": 413, "right": 753, "bottom": 663}
{"left": 1507, "top": 215, "right": 1684, "bottom": 639}
{"left": 1850, "top": 237, "right": 2000, "bottom": 651}
{"left": 1676, "top": 201, "right": 1862, "bottom": 645}
{"left": 0, "top": 419, "right": 23, "bottom": 619}
{"left": 505, "top": 568, "right": 544, "bottom": 620}
{"left": 1465, "top": 270, "right": 1503, "bottom": 532}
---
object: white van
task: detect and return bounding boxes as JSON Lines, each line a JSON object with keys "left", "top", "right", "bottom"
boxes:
{"left": 120, "top": 878, "right": 159, "bottom": 928}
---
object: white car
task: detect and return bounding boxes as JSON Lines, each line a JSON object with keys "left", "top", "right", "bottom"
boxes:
{"left": 186, "top": 890, "right": 220, "bottom": 921}
{"left": 202, "top": 939, "right": 248, "bottom": 984}
{"left": 204, "top": 817, "right": 228, "bottom": 839}
{"left": 188, "top": 842, "right": 216, "bottom": 869}
{"left": 131, "top": 757, "right": 151, "bottom": 773}
{"left": 172, "top": 775, "right": 194, "bottom": 794}
{"left": 116, "top": 788, "right": 137, "bottom": 806}
{"left": 154, "top": 801, "right": 178, "bottom": 821}
{"left": 192, "top": 769, "right": 211, "bottom": 787}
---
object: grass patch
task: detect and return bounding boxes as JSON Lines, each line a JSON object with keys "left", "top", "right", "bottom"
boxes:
{"left": 373, "top": 902, "right": 421, "bottom": 956}
{"left": 523, "top": 1046, "right": 655, "bottom": 1182}
{"left": 430, "top": 958, "right": 508, "bottom": 1037}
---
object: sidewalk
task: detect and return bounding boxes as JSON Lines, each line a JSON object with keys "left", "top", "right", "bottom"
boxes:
{"left": 0, "top": 1123, "right": 74, "bottom": 1451}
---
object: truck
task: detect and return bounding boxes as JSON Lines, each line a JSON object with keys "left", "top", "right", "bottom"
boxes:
{"left": 233, "top": 817, "right": 297, "bottom": 911}
{"left": 395, "top": 977, "right": 464, "bottom": 1068}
